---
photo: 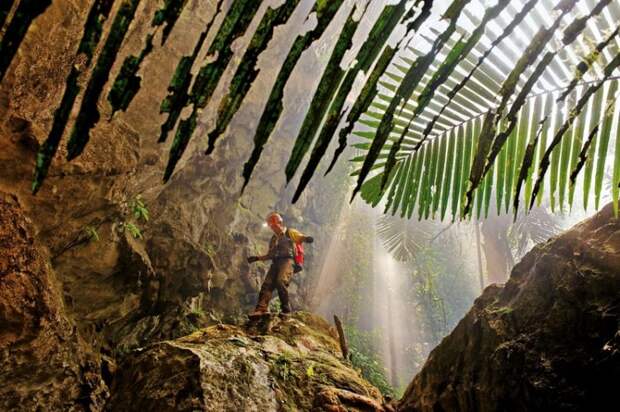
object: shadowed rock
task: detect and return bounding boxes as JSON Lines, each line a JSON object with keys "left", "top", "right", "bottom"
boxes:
{"left": 107, "top": 312, "right": 394, "bottom": 411}
{"left": 399, "top": 204, "right": 620, "bottom": 412}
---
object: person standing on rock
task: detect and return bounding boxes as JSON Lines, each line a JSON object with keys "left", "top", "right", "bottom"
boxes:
{"left": 247, "top": 212, "right": 313, "bottom": 316}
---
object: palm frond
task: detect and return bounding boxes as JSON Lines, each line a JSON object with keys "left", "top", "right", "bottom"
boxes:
{"left": 354, "top": 0, "right": 620, "bottom": 220}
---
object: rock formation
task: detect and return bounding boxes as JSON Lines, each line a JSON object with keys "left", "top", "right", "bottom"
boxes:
{"left": 0, "top": 193, "right": 107, "bottom": 410}
{"left": 2, "top": 1, "right": 620, "bottom": 411}
{"left": 399, "top": 204, "right": 620, "bottom": 412}
{"left": 108, "top": 312, "right": 392, "bottom": 411}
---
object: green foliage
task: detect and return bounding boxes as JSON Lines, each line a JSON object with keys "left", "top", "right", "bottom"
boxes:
{"left": 345, "top": 325, "right": 394, "bottom": 397}
{"left": 66, "top": 0, "right": 142, "bottom": 160}
{"left": 164, "top": 0, "right": 262, "bottom": 181}
{"left": 108, "top": 34, "right": 154, "bottom": 115}
{"left": 203, "top": 242, "right": 216, "bottom": 260}
{"left": 84, "top": 226, "right": 100, "bottom": 242}
{"left": 32, "top": 0, "right": 115, "bottom": 193}
{"left": 272, "top": 353, "right": 295, "bottom": 382}
{"left": 21, "top": 0, "right": 620, "bottom": 222}
{"left": 122, "top": 222, "right": 143, "bottom": 239}
{"left": 130, "top": 195, "right": 150, "bottom": 222}
{"left": 355, "top": 1, "right": 620, "bottom": 220}
{"left": 292, "top": 0, "right": 416, "bottom": 202}
{"left": 241, "top": 0, "right": 346, "bottom": 191}
{"left": 208, "top": 0, "right": 300, "bottom": 153}
{"left": 151, "top": 0, "right": 189, "bottom": 44}
{"left": 285, "top": 2, "right": 369, "bottom": 183}
{"left": 159, "top": 1, "right": 223, "bottom": 143}
{"left": 269, "top": 298, "right": 282, "bottom": 313}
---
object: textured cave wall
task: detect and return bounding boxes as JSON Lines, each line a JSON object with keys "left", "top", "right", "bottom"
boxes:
{"left": 0, "top": 193, "right": 107, "bottom": 410}
{"left": 398, "top": 204, "right": 620, "bottom": 412}
{"left": 0, "top": 0, "right": 343, "bottom": 350}
{"left": 0, "top": 0, "right": 349, "bottom": 362}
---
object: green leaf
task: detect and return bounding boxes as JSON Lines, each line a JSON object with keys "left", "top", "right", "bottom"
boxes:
{"left": 613, "top": 99, "right": 620, "bottom": 216}
{"left": 391, "top": 156, "right": 413, "bottom": 215}
{"left": 441, "top": 129, "right": 456, "bottom": 221}
{"left": 208, "top": 0, "right": 299, "bottom": 152}
{"left": 531, "top": 51, "right": 620, "bottom": 210}
{"left": 351, "top": 0, "right": 472, "bottom": 201}
{"left": 159, "top": 1, "right": 222, "bottom": 144}
{"left": 243, "top": 0, "right": 346, "bottom": 191}
{"left": 432, "top": 133, "right": 448, "bottom": 218}
{"left": 65, "top": 0, "right": 143, "bottom": 160}
{"left": 407, "top": 148, "right": 425, "bottom": 219}
{"left": 594, "top": 80, "right": 619, "bottom": 209}
{"left": 451, "top": 125, "right": 465, "bottom": 221}
{"left": 578, "top": 87, "right": 605, "bottom": 210}
{"left": 285, "top": 2, "right": 369, "bottom": 182}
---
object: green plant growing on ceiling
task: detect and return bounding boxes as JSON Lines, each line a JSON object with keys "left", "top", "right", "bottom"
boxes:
{"left": 21, "top": 0, "right": 620, "bottom": 223}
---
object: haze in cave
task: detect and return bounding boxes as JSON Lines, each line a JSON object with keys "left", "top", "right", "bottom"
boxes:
{"left": 1, "top": 0, "right": 619, "bottom": 411}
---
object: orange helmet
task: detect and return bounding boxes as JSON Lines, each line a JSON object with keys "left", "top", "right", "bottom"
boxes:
{"left": 266, "top": 212, "right": 283, "bottom": 226}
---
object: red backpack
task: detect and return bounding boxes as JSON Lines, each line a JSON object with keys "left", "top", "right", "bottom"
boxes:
{"left": 287, "top": 230, "right": 304, "bottom": 273}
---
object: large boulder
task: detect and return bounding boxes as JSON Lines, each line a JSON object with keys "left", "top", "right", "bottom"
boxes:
{"left": 107, "top": 312, "right": 392, "bottom": 411}
{"left": 399, "top": 204, "right": 620, "bottom": 412}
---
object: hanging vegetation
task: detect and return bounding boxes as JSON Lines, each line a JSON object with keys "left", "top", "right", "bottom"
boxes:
{"left": 9, "top": 0, "right": 619, "bottom": 220}
{"left": 351, "top": 0, "right": 472, "bottom": 202}
{"left": 66, "top": 0, "right": 142, "bottom": 160}
{"left": 206, "top": 0, "right": 301, "bottom": 154}
{"left": 353, "top": 0, "right": 620, "bottom": 220}
{"left": 163, "top": 0, "right": 262, "bottom": 181}
{"left": 381, "top": 0, "right": 513, "bottom": 194}
{"left": 326, "top": 0, "right": 432, "bottom": 177}
{"left": 159, "top": 0, "right": 223, "bottom": 144}
{"left": 285, "top": 1, "right": 370, "bottom": 183}
{"left": 292, "top": 0, "right": 424, "bottom": 203}
{"left": 107, "top": 0, "right": 191, "bottom": 116}
{"left": 241, "top": 0, "right": 346, "bottom": 190}
{"left": 32, "top": 0, "right": 116, "bottom": 193}
{"left": 153, "top": 0, "right": 190, "bottom": 45}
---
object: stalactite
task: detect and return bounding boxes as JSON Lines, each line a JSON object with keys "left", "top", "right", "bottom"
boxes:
{"left": 66, "top": 0, "right": 142, "bottom": 160}
{"left": 32, "top": 0, "right": 116, "bottom": 193}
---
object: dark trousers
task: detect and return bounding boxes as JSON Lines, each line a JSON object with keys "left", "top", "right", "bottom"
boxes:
{"left": 255, "top": 258, "right": 293, "bottom": 313}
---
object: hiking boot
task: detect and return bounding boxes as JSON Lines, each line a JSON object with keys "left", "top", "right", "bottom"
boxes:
{"left": 249, "top": 309, "right": 269, "bottom": 317}
{"left": 279, "top": 311, "right": 293, "bottom": 319}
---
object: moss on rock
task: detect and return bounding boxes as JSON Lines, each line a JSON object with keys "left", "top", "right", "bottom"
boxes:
{"left": 107, "top": 312, "right": 391, "bottom": 411}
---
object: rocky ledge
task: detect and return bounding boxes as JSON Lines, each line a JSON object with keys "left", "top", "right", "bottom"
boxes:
{"left": 107, "top": 312, "right": 393, "bottom": 412}
{"left": 399, "top": 204, "right": 620, "bottom": 412}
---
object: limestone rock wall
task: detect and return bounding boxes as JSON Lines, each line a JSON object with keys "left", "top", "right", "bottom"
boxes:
{"left": 398, "top": 204, "right": 620, "bottom": 412}
{"left": 0, "top": 0, "right": 346, "bottom": 356}
{"left": 0, "top": 193, "right": 107, "bottom": 410}
{"left": 0, "top": 2, "right": 350, "bottom": 409}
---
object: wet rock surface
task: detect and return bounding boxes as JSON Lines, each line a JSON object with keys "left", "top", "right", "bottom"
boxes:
{"left": 107, "top": 312, "right": 392, "bottom": 412}
{"left": 399, "top": 204, "right": 620, "bottom": 412}
{"left": 0, "top": 193, "right": 106, "bottom": 411}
